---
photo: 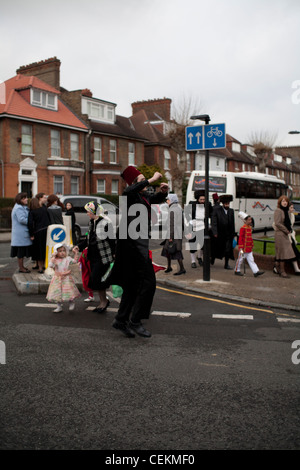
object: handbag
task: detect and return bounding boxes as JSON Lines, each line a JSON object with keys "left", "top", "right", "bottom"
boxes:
{"left": 167, "top": 241, "right": 177, "bottom": 254}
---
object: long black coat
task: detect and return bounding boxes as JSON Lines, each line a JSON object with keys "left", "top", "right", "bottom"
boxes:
{"left": 210, "top": 205, "right": 235, "bottom": 260}
{"left": 111, "top": 180, "right": 166, "bottom": 289}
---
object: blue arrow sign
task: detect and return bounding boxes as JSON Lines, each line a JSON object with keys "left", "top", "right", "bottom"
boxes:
{"left": 51, "top": 227, "right": 66, "bottom": 243}
{"left": 185, "top": 123, "right": 226, "bottom": 151}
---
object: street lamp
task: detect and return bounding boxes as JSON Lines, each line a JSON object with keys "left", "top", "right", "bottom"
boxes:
{"left": 190, "top": 114, "right": 211, "bottom": 281}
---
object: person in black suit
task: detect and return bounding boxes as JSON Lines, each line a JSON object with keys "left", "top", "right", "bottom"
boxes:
{"left": 210, "top": 194, "right": 235, "bottom": 270}
{"left": 111, "top": 166, "right": 168, "bottom": 338}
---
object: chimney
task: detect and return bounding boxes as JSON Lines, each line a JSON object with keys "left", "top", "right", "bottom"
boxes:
{"left": 16, "top": 57, "right": 61, "bottom": 90}
{"left": 131, "top": 98, "right": 171, "bottom": 121}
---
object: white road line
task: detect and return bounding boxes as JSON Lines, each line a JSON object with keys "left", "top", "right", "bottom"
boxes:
{"left": 152, "top": 311, "right": 191, "bottom": 318}
{"left": 26, "top": 303, "right": 56, "bottom": 308}
{"left": 277, "top": 317, "right": 300, "bottom": 323}
{"left": 212, "top": 314, "right": 253, "bottom": 320}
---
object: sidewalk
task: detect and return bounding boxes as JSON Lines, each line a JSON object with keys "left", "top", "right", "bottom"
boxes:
{"left": 3, "top": 230, "right": 300, "bottom": 312}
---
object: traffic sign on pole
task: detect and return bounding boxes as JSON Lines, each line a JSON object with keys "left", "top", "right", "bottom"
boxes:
{"left": 185, "top": 122, "right": 226, "bottom": 151}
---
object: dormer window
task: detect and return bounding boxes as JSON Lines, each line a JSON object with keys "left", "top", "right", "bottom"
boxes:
{"left": 31, "top": 88, "right": 57, "bottom": 110}
{"left": 232, "top": 142, "right": 241, "bottom": 152}
{"left": 82, "top": 97, "right": 115, "bottom": 123}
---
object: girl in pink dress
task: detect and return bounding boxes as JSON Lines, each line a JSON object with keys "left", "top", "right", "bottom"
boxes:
{"left": 46, "top": 243, "right": 81, "bottom": 312}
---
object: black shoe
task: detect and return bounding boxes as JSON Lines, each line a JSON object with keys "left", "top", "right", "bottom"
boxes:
{"left": 198, "top": 257, "right": 203, "bottom": 266}
{"left": 112, "top": 319, "right": 135, "bottom": 338}
{"left": 164, "top": 267, "right": 173, "bottom": 273}
{"left": 129, "top": 322, "right": 151, "bottom": 338}
{"left": 173, "top": 269, "right": 186, "bottom": 276}
{"left": 254, "top": 271, "right": 264, "bottom": 277}
{"left": 235, "top": 271, "right": 244, "bottom": 276}
{"left": 93, "top": 299, "right": 110, "bottom": 313}
{"left": 191, "top": 262, "right": 197, "bottom": 268}
{"left": 224, "top": 265, "right": 233, "bottom": 270}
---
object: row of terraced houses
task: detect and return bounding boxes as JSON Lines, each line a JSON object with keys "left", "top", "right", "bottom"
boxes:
{"left": 0, "top": 57, "right": 300, "bottom": 199}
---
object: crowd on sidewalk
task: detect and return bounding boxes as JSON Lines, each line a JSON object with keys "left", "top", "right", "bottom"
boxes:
{"left": 9, "top": 168, "right": 300, "bottom": 338}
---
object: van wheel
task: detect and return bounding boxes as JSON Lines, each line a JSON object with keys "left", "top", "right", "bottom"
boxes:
{"left": 73, "top": 226, "right": 81, "bottom": 245}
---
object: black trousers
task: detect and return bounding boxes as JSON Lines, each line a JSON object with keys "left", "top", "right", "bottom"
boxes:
{"left": 115, "top": 257, "right": 156, "bottom": 324}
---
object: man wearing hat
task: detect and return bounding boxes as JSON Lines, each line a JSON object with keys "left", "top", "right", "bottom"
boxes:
{"left": 111, "top": 166, "right": 168, "bottom": 338}
{"left": 210, "top": 194, "right": 235, "bottom": 269}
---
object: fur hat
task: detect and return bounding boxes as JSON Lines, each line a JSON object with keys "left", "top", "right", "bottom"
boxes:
{"left": 219, "top": 194, "right": 233, "bottom": 203}
{"left": 121, "top": 166, "right": 141, "bottom": 185}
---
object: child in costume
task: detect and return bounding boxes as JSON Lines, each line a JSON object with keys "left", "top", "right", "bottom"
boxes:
{"left": 235, "top": 211, "right": 264, "bottom": 277}
{"left": 46, "top": 243, "right": 81, "bottom": 312}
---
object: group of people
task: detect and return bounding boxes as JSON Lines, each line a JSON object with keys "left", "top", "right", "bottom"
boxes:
{"left": 11, "top": 192, "right": 75, "bottom": 274}
{"left": 10, "top": 168, "right": 300, "bottom": 340}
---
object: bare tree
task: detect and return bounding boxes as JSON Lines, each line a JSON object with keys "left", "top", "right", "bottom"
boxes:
{"left": 248, "top": 130, "right": 278, "bottom": 173}
{"left": 167, "top": 96, "right": 203, "bottom": 204}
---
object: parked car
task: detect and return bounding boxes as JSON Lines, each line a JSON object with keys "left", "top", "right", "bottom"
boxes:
{"left": 291, "top": 200, "right": 300, "bottom": 223}
{"left": 60, "top": 195, "right": 119, "bottom": 244}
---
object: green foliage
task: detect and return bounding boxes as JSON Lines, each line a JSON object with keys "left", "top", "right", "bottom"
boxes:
{"left": 137, "top": 164, "right": 168, "bottom": 186}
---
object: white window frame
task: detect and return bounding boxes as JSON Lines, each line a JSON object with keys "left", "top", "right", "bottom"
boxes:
{"left": 51, "top": 129, "right": 61, "bottom": 157}
{"left": 21, "top": 124, "right": 33, "bottom": 155}
{"left": 164, "top": 149, "right": 170, "bottom": 170}
{"left": 54, "top": 175, "right": 64, "bottom": 194}
{"left": 111, "top": 180, "right": 119, "bottom": 194}
{"left": 97, "top": 179, "right": 106, "bottom": 194}
{"left": 93, "top": 136, "right": 102, "bottom": 162}
{"left": 109, "top": 139, "right": 117, "bottom": 163}
{"left": 31, "top": 88, "right": 57, "bottom": 110}
{"left": 70, "top": 133, "right": 79, "bottom": 160}
{"left": 128, "top": 142, "right": 135, "bottom": 165}
{"left": 70, "top": 176, "right": 79, "bottom": 195}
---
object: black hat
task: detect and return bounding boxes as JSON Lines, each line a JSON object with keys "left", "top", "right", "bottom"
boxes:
{"left": 219, "top": 194, "right": 233, "bottom": 203}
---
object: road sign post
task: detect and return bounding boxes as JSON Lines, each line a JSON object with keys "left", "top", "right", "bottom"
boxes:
{"left": 185, "top": 121, "right": 225, "bottom": 281}
{"left": 45, "top": 224, "right": 69, "bottom": 269}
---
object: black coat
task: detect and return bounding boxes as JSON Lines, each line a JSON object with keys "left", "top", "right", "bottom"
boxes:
{"left": 111, "top": 180, "right": 166, "bottom": 288}
{"left": 210, "top": 205, "right": 235, "bottom": 260}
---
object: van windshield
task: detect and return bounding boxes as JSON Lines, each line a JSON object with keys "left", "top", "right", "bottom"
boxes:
{"left": 192, "top": 176, "right": 226, "bottom": 193}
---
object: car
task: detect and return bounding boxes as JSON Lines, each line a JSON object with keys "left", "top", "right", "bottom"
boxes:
{"left": 60, "top": 195, "right": 119, "bottom": 244}
{"left": 291, "top": 200, "right": 300, "bottom": 223}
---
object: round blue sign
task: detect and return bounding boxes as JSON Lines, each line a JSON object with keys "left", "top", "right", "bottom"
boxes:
{"left": 51, "top": 227, "right": 66, "bottom": 243}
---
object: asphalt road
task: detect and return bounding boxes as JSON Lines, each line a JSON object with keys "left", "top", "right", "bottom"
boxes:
{"left": 0, "top": 243, "right": 300, "bottom": 451}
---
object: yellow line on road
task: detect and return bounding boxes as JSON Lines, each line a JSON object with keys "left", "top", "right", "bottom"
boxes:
{"left": 156, "top": 285, "right": 274, "bottom": 314}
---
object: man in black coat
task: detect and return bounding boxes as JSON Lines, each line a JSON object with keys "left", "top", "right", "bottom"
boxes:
{"left": 210, "top": 194, "right": 235, "bottom": 269}
{"left": 111, "top": 166, "right": 168, "bottom": 338}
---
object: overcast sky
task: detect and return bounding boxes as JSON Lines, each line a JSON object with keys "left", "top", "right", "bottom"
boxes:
{"left": 1, "top": 0, "right": 300, "bottom": 148}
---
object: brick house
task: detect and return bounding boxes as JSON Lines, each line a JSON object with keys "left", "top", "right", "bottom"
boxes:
{"left": 0, "top": 61, "right": 88, "bottom": 198}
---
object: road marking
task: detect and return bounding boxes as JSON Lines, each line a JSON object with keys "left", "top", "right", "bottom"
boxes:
{"left": 212, "top": 314, "right": 253, "bottom": 320}
{"left": 26, "top": 303, "right": 56, "bottom": 308}
{"left": 0, "top": 264, "right": 8, "bottom": 268}
{"left": 277, "top": 317, "right": 300, "bottom": 323}
{"left": 152, "top": 311, "right": 191, "bottom": 318}
{"left": 157, "top": 286, "right": 274, "bottom": 314}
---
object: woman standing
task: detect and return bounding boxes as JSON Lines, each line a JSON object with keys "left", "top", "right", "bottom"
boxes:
{"left": 10, "top": 192, "right": 32, "bottom": 273}
{"left": 161, "top": 194, "right": 186, "bottom": 275}
{"left": 28, "top": 196, "right": 51, "bottom": 273}
{"left": 47, "top": 194, "right": 64, "bottom": 225}
{"left": 73, "top": 201, "right": 115, "bottom": 313}
{"left": 274, "top": 195, "right": 300, "bottom": 278}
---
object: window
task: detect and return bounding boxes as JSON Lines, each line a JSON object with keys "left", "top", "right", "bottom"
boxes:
{"left": 97, "top": 179, "right": 105, "bottom": 193}
{"left": 54, "top": 176, "right": 64, "bottom": 194}
{"left": 164, "top": 149, "right": 170, "bottom": 169}
{"left": 71, "top": 133, "right": 79, "bottom": 160}
{"left": 112, "top": 180, "right": 119, "bottom": 194}
{"left": 128, "top": 142, "right": 135, "bottom": 165}
{"left": 107, "top": 106, "right": 114, "bottom": 120}
{"left": 31, "top": 89, "right": 57, "bottom": 110}
{"left": 21, "top": 125, "right": 33, "bottom": 154}
{"left": 70, "top": 176, "right": 79, "bottom": 195}
{"left": 51, "top": 129, "right": 61, "bottom": 157}
{"left": 232, "top": 142, "right": 241, "bottom": 152}
{"left": 110, "top": 140, "right": 117, "bottom": 163}
{"left": 93, "top": 137, "right": 102, "bottom": 162}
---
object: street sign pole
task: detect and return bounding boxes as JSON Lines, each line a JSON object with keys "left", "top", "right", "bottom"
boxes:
{"left": 203, "top": 146, "right": 210, "bottom": 281}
